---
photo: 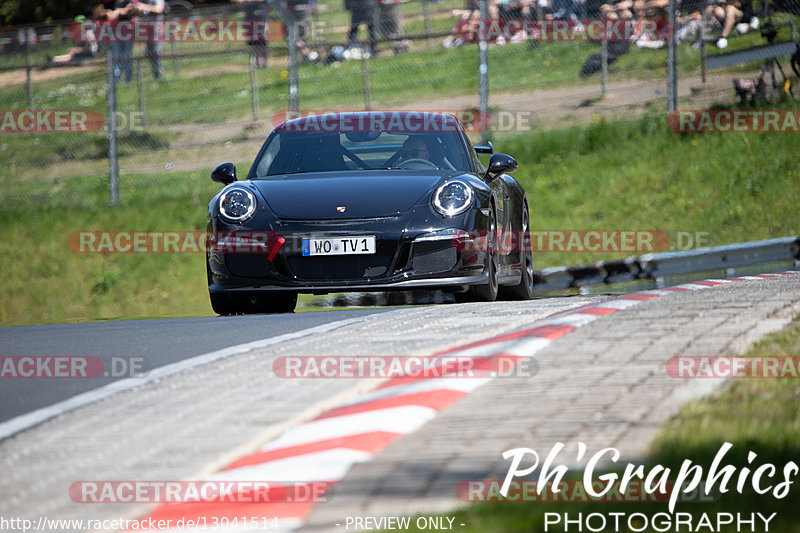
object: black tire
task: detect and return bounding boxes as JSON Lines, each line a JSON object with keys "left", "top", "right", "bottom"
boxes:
{"left": 210, "top": 292, "right": 239, "bottom": 315}
{"left": 499, "top": 200, "right": 534, "bottom": 300}
{"left": 210, "top": 291, "right": 297, "bottom": 315}
{"left": 455, "top": 206, "right": 499, "bottom": 303}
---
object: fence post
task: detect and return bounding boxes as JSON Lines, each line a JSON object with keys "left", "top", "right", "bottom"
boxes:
{"left": 107, "top": 51, "right": 120, "bottom": 206}
{"left": 601, "top": 37, "right": 608, "bottom": 96}
{"left": 170, "top": 40, "right": 180, "bottom": 75}
{"left": 288, "top": 19, "right": 299, "bottom": 113}
{"left": 700, "top": 8, "right": 708, "bottom": 83}
{"left": 25, "top": 30, "right": 34, "bottom": 110}
{"left": 667, "top": 0, "right": 678, "bottom": 112}
{"left": 249, "top": 54, "right": 260, "bottom": 121}
{"left": 423, "top": 0, "right": 433, "bottom": 50}
{"left": 361, "top": 54, "right": 372, "bottom": 110}
{"left": 478, "top": 0, "right": 490, "bottom": 142}
{"left": 136, "top": 59, "right": 148, "bottom": 128}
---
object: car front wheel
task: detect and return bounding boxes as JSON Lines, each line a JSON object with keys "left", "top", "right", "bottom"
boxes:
{"left": 456, "top": 206, "right": 498, "bottom": 303}
{"left": 499, "top": 200, "right": 534, "bottom": 300}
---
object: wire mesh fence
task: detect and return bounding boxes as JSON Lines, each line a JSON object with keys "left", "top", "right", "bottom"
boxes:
{"left": 1, "top": 0, "right": 798, "bottom": 208}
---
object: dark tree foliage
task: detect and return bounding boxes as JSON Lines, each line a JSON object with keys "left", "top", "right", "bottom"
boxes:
{"left": 1, "top": 0, "right": 101, "bottom": 26}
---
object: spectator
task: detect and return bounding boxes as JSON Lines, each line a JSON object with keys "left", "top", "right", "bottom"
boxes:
{"left": 634, "top": 0, "right": 669, "bottom": 47}
{"left": 443, "top": 0, "right": 480, "bottom": 48}
{"left": 493, "top": 0, "right": 537, "bottom": 43}
{"left": 377, "top": 0, "right": 409, "bottom": 54}
{"left": 706, "top": 0, "right": 744, "bottom": 48}
{"left": 232, "top": 0, "right": 270, "bottom": 67}
{"left": 47, "top": 15, "right": 98, "bottom": 66}
{"left": 133, "top": 0, "right": 165, "bottom": 79}
{"left": 345, "top": 0, "right": 377, "bottom": 56}
{"left": 550, "top": 0, "right": 587, "bottom": 19}
{"left": 674, "top": 0, "right": 704, "bottom": 46}
{"left": 599, "top": 0, "right": 650, "bottom": 19}
{"left": 491, "top": 0, "right": 534, "bottom": 20}
{"left": 98, "top": 0, "right": 136, "bottom": 83}
{"left": 286, "top": 0, "right": 319, "bottom": 61}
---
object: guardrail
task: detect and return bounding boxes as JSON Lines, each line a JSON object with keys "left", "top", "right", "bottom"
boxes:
{"left": 533, "top": 236, "right": 800, "bottom": 293}
{"left": 302, "top": 236, "right": 800, "bottom": 307}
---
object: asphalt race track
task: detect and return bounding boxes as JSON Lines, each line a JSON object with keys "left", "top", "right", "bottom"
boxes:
{"left": 0, "top": 273, "right": 799, "bottom": 532}
{"left": 0, "top": 309, "right": 397, "bottom": 424}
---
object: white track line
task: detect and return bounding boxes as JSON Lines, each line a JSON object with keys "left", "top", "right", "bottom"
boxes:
{"left": 208, "top": 448, "right": 374, "bottom": 483}
{"left": 0, "top": 312, "right": 401, "bottom": 442}
{"left": 259, "top": 405, "right": 438, "bottom": 451}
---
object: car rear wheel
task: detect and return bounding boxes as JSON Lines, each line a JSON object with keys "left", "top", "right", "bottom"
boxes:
{"left": 210, "top": 292, "right": 297, "bottom": 315}
{"left": 499, "top": 200, "right": 534, "bottom": 300}
{"left": 455, "top": 207, "right": 498, "bottom": 303}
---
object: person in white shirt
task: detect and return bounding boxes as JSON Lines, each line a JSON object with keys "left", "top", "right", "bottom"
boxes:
{"left": 134, "top": 0, "right": 166, "bottom": 78}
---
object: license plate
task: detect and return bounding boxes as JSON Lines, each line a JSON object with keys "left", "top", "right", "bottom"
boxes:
{"left": 302, "top": 236, "right": 376, "bottom": 256}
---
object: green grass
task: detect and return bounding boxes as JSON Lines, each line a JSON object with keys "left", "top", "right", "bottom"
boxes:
{"left": 493, "top": 104, "right": 799, "bottom": 267}
{"left": 0, "top": 171, "right": 220, "bottom": 326}
{"left": 381, "top": 317, "right": 800, "bottom": 533}
{"left": 1, "top": 103, "right": 798, "bottom": 326}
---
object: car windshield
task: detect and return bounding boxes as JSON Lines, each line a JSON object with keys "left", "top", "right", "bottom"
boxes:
{"left": 251, "top": 125, "right": 472, "bottom": 177}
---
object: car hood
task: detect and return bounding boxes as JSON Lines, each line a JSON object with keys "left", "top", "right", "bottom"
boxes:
{"left": 251, "top": 171, "right": 462, "bottom": 219}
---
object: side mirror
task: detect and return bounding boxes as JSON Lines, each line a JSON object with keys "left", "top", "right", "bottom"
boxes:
{"left": 211, "top": 162, "right": 237, "bottom": 185}
{"left": 484, "top": 153, "right": 517, "bottom": 180}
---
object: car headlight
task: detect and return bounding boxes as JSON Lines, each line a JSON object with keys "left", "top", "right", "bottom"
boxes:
{"left": 433, "top": 180, "right": 473, "bottom": 217}
{"left": 219, "top": 187, "right": 257, "bottom": 223}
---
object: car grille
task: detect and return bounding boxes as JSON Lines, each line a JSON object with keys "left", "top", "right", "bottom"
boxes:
{"left": 286, "top": 255, "right": 395, "bottom": 281}
{"left": 411, "top": 240, "right": 458, "bottom": 275}
{"left": 226, "top": 254, "right": 272, "bottom": 278}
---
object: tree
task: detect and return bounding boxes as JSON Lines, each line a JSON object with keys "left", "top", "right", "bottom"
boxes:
{"left": 0, "top": 0, "right": 94, "bottom": 26}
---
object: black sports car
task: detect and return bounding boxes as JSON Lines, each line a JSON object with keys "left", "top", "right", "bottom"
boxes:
{"left": 206, "top": 111, "right": 532, "bottom": 314}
